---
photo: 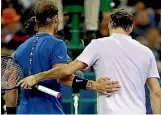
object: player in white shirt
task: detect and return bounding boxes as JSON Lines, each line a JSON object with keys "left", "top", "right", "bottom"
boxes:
{"left": 19, "top": 9, "right": 161, "bottom": 114}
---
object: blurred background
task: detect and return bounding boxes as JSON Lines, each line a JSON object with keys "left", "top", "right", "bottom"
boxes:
{"left": 1, "top": 0, "right": 161, "bottom": 114}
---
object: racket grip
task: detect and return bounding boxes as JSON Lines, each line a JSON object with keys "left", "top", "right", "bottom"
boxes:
{"left": 36, "top": 85, "right": 61, "bottom": 98}
{"left": 73, "top": 94, "right": 79, "bottom": 115}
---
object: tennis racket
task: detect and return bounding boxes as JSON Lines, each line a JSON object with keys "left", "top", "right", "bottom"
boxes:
{"left": 1, "top": 55, "right": 61, "bottom": 98}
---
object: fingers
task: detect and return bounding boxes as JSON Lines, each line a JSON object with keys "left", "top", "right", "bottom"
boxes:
{"left": 23, "top": 84, "right": 28, "bottom": 89}
{"left": 17, "top": 79, "right": 32, "bottom": 89}
{"left": 111, "top": 83, "right": 121, "bottom": 88}
{"left": 23, "top": 84, "right": 32, "bottom": 89}
{"left": 21, "top": 82, "right": 32, "bottom": 89}
{"left": 111, "top": 81, "right": 119, "bottom": 84}
{"left": 16, "top": 80, "right": 24, "bottom": 87}
{"left": 99, "top": 77, "right": 119, "bottom": 84}
{"left": 103, "top": 82, "right": 121, "bottom": 93}
{"left": 102, "top": 92, "right": 112, "bottom": 95}
{"left": 101, "top": 77, "right": 111, "bottom": 81}
{"left": 104, "top": 88, "right": 114, "bottom": 93}
{"left": 102, "top": 88, "right": 119, "bottom": 94}
{"left": 96, "top": 78, "right": 121, "bottom": 95}
{"left": 104, "top": 80, "right": 119, "bottom": 85}
{"left": 20, "top": 81, "right": 26, "bottom": 89}
{"left": 103, "top": 79, "right": 120, "bottom": 88}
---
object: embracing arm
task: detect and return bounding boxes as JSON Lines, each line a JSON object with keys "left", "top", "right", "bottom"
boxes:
{"left": 54, "top": 62, "right": 120, "bottom": 94}
{"left": 18, "top": 60, "right": 120, "bottom": 94}
{"left": 18, "top": 60, "right": 87, "bottom": 88}
{"left": 34, "top": 60, "right": 105, "bottom": 91}
{"left": 56, "top": 75, "right": 115, "bottom": 93}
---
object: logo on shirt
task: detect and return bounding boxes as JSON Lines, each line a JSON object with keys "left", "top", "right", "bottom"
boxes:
{"left": 76, "top": 79, "right": 83, "bottom": 82}
{"left": 58, "top": 56, "right": 64, "bottom": 59}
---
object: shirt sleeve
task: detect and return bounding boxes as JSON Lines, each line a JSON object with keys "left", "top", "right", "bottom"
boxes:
{"left": 77, "top": 40, "right": 100, "bottom": 69}
{"left": 50, "top": 41, "right": 68, "bottom": 65}
{"left": 148, "top": 51, "right": 160, "bottom": 79}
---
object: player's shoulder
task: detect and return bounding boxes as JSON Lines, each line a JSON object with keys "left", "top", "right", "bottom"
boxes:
{"left": 132, "top": 39, "right": 153, "bottom": 56}
{"left": 44, "top": 35, "right": 66, "bottom": 46}
{"left": 142, "top": 45, "right": 154, "bottom": 57}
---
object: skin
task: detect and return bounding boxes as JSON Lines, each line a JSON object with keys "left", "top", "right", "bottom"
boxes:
{"left": 146, "top": 78, "right": 161, "bottom": 114}
{"left": 5, "top": 89, "right": 18, "bottom": 107}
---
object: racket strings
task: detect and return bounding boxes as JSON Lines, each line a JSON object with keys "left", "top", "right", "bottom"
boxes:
{"left": 1, "top": 56, "right": 24, "bottom": 89}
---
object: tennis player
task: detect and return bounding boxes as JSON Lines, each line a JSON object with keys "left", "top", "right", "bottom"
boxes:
{"left": 5, "top": 0, "right": 120, "bottom": 114}
{"left": 19, "top": 9, "right": 161, "bottom": 114}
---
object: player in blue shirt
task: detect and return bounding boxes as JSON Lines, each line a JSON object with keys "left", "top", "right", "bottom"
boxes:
{"left": 14, "top": 1, "right": 67, "bottom": 114}
{"left": 16, "top": 34, "right": 67, "bottom": 114}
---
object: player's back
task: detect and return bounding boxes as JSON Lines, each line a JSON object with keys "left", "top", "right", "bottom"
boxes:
{"left": 15, "top": 33, "right": 66, "bottom": 114}
{"left": 94, "top": 33, "right": 152, "bottom": 114}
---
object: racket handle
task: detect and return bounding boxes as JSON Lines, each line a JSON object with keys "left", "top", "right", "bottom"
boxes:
{"left": 35, "top": 85, "right": 61, "bottom": 98}
{"left": 73, "top": 94, "right": 79, "bottom": 115}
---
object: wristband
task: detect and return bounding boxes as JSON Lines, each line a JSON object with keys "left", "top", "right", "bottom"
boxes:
{"left": 72, "top": 76, "right": 88, "bottom": 91}
{"left": 6, "top": 107, "right": 17, "bottom": 114}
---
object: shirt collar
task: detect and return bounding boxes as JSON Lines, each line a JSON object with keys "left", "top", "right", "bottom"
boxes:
{"left": 111, "top": 33, "right": 132, "bottom": 39}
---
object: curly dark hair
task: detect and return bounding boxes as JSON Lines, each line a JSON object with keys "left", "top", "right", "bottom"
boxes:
{"left": 110, "top": 9, "right": 134, "bottom": 31}
{"left": 34, "top": 0, "right": 58, "bottom": 28}
{"left": 24, "top": 0, "right": 58, "bottom": 36}
{"left": 24, "top": 16, "right": 37, "bottom": 36}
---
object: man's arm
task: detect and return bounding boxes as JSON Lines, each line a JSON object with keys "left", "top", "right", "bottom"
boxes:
{"left": 146, "top": 78, "right": 161, "bottom": 114}
{"left": 146, "top": 51, "right": 161, "bottom": 114}
{"left": 57, "top": 74, "right": 120, "bottom": 94}
{"left": 5, "top": 89, "right": 18, "bottom": 114}
{"left": 53, "top": 63, "right": 74, "bottom": 87}
{"left": 18, "top": 61, "right": 120, "bottom": 94}
{"left": 17, "top": 60, "right": 85, "bottom": 87}
{"left": 54, "top": 63, "right": 121, "bottom": 94}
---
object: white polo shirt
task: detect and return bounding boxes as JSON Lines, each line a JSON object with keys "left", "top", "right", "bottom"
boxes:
{"left": 77, "top": 33, "right": 160, "bottom": 114}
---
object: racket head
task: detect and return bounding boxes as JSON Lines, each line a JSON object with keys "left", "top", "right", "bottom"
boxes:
{"left": 1, "top": 55, "right": 24, "bottom": 90}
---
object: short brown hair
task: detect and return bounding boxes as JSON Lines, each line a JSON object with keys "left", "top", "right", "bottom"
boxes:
{"left": 110, "top": 9, "right": 133, "bottom": 31}
{"left": 35, "top": 0, "right": 58, "bottom": 28}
